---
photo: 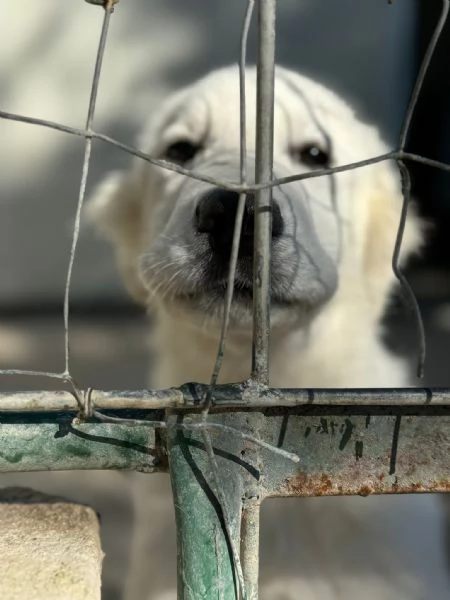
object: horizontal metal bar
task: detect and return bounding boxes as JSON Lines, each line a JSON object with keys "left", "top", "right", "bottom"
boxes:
{"left": 164, "top": 410, "right": 449, "bottom": 498}
{"left": 0, "top": 421, "right": 156, "bottom": 473}
{"left": 257, "top": 412, "right": 449, "bottom": 497}
{"left": 0, "top": 402, "right": 448, "bottom": 497}
{"left": 0, "top": 389, "right": 183, "bottom": 412}
{"left": 1, "top": 386, "right": 450, "bottom": 412}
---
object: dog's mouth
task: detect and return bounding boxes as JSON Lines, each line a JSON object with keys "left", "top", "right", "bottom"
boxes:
{"left": 145, "top": 257, "right": 334, "bottom": 313}
{"left": 177, "top": 282, "right": 301, "bottom": 309}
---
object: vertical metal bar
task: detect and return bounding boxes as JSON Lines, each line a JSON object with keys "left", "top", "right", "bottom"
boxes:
{"left": 240, "top": 503, "right": 261, "bottom": 600}
{"left": 246, "top": 2, "right": 276, "bottom": 596}
{"left": 167, "top": 413, "right": 244, "bottom": 600}
{"left": 252, "top": 0, "right": 276, "bottom": 385}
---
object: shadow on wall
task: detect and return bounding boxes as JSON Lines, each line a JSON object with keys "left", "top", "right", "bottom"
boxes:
{"left": 0, "top": 0, "right": 416, "bottom": 307}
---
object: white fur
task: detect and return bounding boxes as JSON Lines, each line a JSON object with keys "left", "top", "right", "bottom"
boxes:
{"left": 88, "top": 66, "right": 449, "bottom": 599}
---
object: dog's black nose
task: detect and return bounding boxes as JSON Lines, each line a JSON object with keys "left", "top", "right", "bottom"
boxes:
{"left": 194, "top": 189, "right": 283, "bottom": 258}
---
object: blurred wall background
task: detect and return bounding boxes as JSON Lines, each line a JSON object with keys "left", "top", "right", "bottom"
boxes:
{"left": 0, "top": 0, "right": 421, "bottom": 309}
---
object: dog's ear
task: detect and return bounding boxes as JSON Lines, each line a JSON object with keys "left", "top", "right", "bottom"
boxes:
{"left": 86, "top": 166, "right": 149, "bottom": 304}
{"left": 362, "top": 160, "right": 423, "bottom": 315}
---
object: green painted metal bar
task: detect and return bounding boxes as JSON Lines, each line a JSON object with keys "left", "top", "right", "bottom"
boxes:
{"left": 166, "top": 412, "right": 245, "bottom": 600}
{"left": 0, "top": 418, "right": 157, "bottom": 473}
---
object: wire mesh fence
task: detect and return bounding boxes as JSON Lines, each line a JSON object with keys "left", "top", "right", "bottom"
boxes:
{"left": 0, "top": 1, "right": 449, "bottom": 599}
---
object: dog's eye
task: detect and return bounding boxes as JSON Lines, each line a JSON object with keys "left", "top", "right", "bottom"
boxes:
{"left": 291, "top": 144, "right": 330, "bottom": 169}
{"left": 164, "top": 140, "right": 200, "bottom": 164}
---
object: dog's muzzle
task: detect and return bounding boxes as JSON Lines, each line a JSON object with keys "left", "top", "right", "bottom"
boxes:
{"left": 144, "top": 152, "right": 338, "bottom": 316}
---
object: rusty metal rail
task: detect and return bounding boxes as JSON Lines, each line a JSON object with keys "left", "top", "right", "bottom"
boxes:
{"left": 1, "top": 387, "right": 448, "bottom": 499}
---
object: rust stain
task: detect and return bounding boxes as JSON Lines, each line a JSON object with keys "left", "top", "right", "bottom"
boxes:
{"left": 277, "top": 472, "right": 450, "bottom": 498}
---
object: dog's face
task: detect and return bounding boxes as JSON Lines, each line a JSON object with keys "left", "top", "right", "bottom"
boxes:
{"left": 89, "top": 66, "right": 421, "bottom": 331}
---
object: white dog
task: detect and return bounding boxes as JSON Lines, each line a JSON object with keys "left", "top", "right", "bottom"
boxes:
{"left": 89, "top": 66, "right": 449, "bottom": 600}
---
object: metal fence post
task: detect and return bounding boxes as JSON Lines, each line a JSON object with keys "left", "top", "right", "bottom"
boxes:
{"left": 243, "top": 0, "right": 277, "bottom": 597}
{"left": 166, "top": 412, "right": 245, "bottom": 600}
{"left": 252, "top": 0, "right": 276, "bottom": 385}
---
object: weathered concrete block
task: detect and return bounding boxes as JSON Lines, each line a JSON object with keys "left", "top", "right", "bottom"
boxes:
{"left": 0, "top": 487, "right": 103, "bottom": 600}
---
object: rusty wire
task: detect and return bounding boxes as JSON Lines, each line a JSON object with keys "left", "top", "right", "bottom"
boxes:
{"left": 63, "top": 3, "right": 115, "bottom": 379}
{"left": 207, "top": 0, "right": 254, "bottom": 393}
{"left": 3, "top": 106, "right": 450, "bottom": 191}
